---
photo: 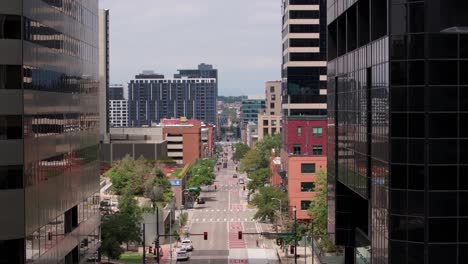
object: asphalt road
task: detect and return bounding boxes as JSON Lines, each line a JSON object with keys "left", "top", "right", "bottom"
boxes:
{"left": 175, "top": 143, "right": 279, "bottom": 264}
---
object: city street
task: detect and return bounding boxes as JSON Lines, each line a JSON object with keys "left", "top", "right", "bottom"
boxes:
{"left": 174, "top": 144, "right": 279, "bottom": 264}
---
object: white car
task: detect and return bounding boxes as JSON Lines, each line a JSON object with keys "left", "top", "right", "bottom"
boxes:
{"left": 176, "top": 249, "right": 190, "bottom": 261}
{"left": 181, "top": 239, "right": 193, "bottom": 251}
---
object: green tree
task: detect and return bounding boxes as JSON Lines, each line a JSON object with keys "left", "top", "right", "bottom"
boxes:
{"left": 307, "top": 171, "right": 335, "bottom": 252}
{"left": 246, "top": 168, "right": 271, "bottom": 194}
{"left": 233, "top": 143, "right": 250, "bottom": 161}
{"left": 256, "top": 133, "right": 282, "bottom": 168}
{"left": 106, "top": 155, "right": 134, "bottom": 195}
{"left": 240, "top": 148, "right": 262, "bottom": 172}
{"left": 117, "top": 194, "right": 142, "bottom": 247}
{"left": 251, "top": 186, "right": 287, "bottom": 222}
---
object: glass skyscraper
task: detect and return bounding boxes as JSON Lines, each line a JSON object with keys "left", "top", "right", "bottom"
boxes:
{"left": 327, "top": 0, "right": 468, "bottom": 263}
{"left": 0, "top": 0, "right": 100, "bottom": 263}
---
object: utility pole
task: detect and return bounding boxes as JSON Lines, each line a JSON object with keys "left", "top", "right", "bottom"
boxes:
{"left": 293, "top": 206, "right": 297, "bottom": 264}
{"left": 142, "top": 224, "right": 146, "bottom": 264}
{"left": 156, "top": 206, "right": 160, "bottom": 264}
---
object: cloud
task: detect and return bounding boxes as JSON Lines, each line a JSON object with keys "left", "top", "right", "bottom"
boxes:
{"left": 100, "top": 0, "right": 281, "bottom": 96}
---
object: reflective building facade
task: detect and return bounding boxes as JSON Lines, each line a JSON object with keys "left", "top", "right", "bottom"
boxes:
{"left": 0, "top": 0, "right": 100, "bottom": 263}
{"left": 327, "top": 0, "right": 468, "bottom": 263}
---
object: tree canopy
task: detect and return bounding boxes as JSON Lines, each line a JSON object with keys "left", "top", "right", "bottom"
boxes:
{"left": 187, "top": 159, "right": 216, "bottom": 187}
{"left": 233, "top": 143, "right": 250, "bottom": 161}
{"left": 251, "top": 186, "right": 288, "bottom": 222}
{"left": 307, "top": 170, "right": 334, "bottom": 251}
{"left": 106, "top": 155, "right": 152, "bottom": 195}
{"left": 101, "top": 195, "right": 142, "bottom": 261}
{"left": 246, "top": 168, "right": 271, "bottom": 194}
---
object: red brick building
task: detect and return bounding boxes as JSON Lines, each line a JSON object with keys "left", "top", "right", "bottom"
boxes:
{"left": 281, "top": 118, "right": 327, "bottom": 220}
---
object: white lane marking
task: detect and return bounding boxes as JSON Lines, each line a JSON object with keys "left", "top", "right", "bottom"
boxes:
{"left": 195, "top": 219, "right": 199, "bottom": 222}
{"left": 223, "top": 209, "right": 226, "bottom": 212}
{"left": 202, "top": 218, "right": 206, "bottom": 222}
{"left": 210, "top": 218, "right": 213, "bottom": 222}
{"left": 217, "top": 209, "right": 220, "bottom": 212}
{"left": 244, "top": 218, "right": 247, "bottom": 221}
{"left": 224, "top": 218, "right": 227, "bottom": 222}
{"left": 211, "top": 210, "right": 215, "bottom": 212}
{"left": 237, "top": 218, "right": 241, "bottom": 221}
{"left": 217, "top": 218, "right": 220, "bottom": 221}
{"left": 205, "top": 210, "right": 209, "bottom": 212}
{"left": 230, "top": 209, "right": 233, "bottom": 212}
{"left": 231, "top": 218, "right": 234, "bottom": 221}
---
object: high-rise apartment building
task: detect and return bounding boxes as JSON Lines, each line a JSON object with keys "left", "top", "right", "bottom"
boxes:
{"left": 281, "top": 0, "right": 328, "bottom": 220}
{"left": 109, "top": 84, "right": 125, "bottom": 100}
{"left": 258, "top": 81, "right": 283, "bottom": 140}
{"left": 128, "top": 64, "right": 218, "bottom": 126}
{"left": 0, "top": 1, "right": 100, "bottom": 263}
{"left": 327, "top": 0, "right": 468, "bottom": 263}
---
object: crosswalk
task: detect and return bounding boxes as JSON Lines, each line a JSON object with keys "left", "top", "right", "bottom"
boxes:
{"left": 192, "top": 218, "right": 255, "bottom": 223}
{"left": 228, "top": 232, "right": 246, "bottom": 249}
{"left": 198, "top": 209, "right": 255, "bottom": 212}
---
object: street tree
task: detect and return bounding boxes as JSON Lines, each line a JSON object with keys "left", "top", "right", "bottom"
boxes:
{"left": 240, "top": 148, "right": 262, "bottom": 172}
{"left": 251, "top": 186, "right": 287, "bottom": 222}
{"left": 246, "top": 168, "right": 271, "bottom": 194}
{"left": 233, "top": 143, "right": 250, "bottom": 161}
{"left": 307, "top": 170, "right": 335, "bottom": 251}
{"left": 255, "top": 133, "right": 281, "bottom": 168}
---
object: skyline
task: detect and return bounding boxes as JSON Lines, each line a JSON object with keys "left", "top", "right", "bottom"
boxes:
{"left": 99, "top": 0, "right": 282, "bottom": 96}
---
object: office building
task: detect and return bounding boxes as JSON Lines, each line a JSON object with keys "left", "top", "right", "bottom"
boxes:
{"left": 327, "top": 0, "right": 468, "bottom": 263}
{"left": 281, "top": 0, "right": 328, "bottom": 221}
{"left": 128, "top": 64, "right": 218, "bottom": 126}
{"left": 99, "top": 9, "right": 110, "bottom": 141}
{"left": 0, "top": 1, "right": 100, "bottom": 263}
{"left": 240, "top": 98, "right": 265, "bottom": 125}
{"left": 258, "top": 81, "right": 282, "bottom": 140}
{"left": 109, "top": 100, "right": 129, "bottom": 128}
{"left": 101, "top": 127, "right": 167, "bottom": 165}
{"left": 109, "top": 84, "right": 126, "bottom": 100}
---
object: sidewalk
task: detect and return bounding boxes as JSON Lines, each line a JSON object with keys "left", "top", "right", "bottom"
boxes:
{"left": 274, "top": 244, "right": 321, "bottom": 264}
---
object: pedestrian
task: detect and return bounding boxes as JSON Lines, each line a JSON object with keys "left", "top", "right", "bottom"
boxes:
{"left": 256, "top": 239, "right": 259, "bottom": 247}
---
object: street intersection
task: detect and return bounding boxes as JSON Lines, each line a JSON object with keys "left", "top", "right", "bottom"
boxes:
{"left": 172, "top": 144, "right": 279, "bottom": 264}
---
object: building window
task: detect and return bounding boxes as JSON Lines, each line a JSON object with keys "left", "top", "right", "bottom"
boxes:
{"left": 0, "top": 165, "right": 23, "bottom": 189}
{"left": 263, "top": 128, "right": 269, "bottom": 136}
{"left": 272, "top": 120, "right": 277, "bottom": 126}
{"left": 301, "top": 182, "right": 315, "bottom": 192}
{"left": 301, "top": 163, "right": 315, "bottom": 173}
{"left": 272, "top": 128, "right": 276, "bottom": 134}
{"left": 300, "top": 200, "right": 311, "bottom": 210}
{"left": 0, "top": 115, "right": 22, "bottom": 139}
{"left": 297, "top": 126, "right": 302, "bottom": 136}
{"left": 293, "top": 144, "right": 301, "bottom": 155}
{"left": 270, "top": 86, "right": 275, "bottom": 92}
{"left": 312, "top": 145, "right": 323, "bottom": 156}
{"left": 312, "top": 127, "right": 323, "bottom": 137}
{"left": 271, "top": 94, "right": 276, "bottom": 101}
{"left": 263, "top": 120, "right": 268, "bottom": 126}
{"left": 270, "top": 102, "right": 275, "bottom": 109}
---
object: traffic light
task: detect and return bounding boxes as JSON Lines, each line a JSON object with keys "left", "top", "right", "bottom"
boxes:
{"left": 48, "top": 232, "right": 52, "bottom": 241}
{"left": 238, "top": 231, "right": 242, "bottom": 240}
{"left": 148, "top": 246, "right": 153, "bottom": 254}
{"left": 290, "top": 245, "right": 295, "bottom": 254}
{"left": 155, "top": 239, "right": 159, "bottom": 248}
{"left": 204, "top": 232, "right": 208, "bottom": 240}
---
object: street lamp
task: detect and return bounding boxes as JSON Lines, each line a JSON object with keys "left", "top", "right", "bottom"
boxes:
{"left": 286, "top": 205, "right": 298, "bottom": 264}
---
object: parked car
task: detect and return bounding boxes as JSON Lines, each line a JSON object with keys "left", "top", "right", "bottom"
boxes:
{"left": 239, "top": 179, "right": 244, "bottom": 184}
{"left": 181, "top": 239, "right": 194, "bottom": 251}
{"left": 176, "top": 249, "right": 190, "bottom": 261}
{"left": 233, "top": 174, "right": 238, "bottom": 178}
{"left": 197, "top": 198, "right": 205, "bottom": 204}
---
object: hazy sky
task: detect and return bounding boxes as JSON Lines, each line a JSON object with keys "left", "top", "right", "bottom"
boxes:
{"left": 99, "top": 0, "right": 282, "bottom": 96}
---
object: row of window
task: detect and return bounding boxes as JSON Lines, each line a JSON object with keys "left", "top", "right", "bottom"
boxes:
{"left": 293, "top": 144, "right": 323, "bottom": 156}
{"left": 297, "top": 126, "right": 323, "bottom": 137}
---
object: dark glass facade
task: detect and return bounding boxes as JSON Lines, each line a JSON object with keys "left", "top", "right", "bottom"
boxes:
{"left": 327, "top": 0, "right": 468, "bottom": 263}
{"left": 0, "top": 0, "right": 100, "bottom": 263}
